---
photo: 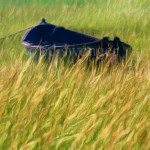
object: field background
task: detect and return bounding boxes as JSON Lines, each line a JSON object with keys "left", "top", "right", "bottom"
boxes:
{"left": 0, "top": 0, "right": 150, "bottom": 149}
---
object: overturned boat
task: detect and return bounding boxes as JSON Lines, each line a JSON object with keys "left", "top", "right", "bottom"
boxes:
{"left": 22, "top": 18, "right": 132, "bottom": 62}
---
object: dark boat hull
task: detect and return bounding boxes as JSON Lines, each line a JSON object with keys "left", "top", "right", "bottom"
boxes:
{"left": 22, "top": 18, "right": 132, "bottom": 62}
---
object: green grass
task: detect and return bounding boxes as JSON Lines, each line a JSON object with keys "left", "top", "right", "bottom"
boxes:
{"left": 0, "top": 0, "right": 150, "bottom": 149}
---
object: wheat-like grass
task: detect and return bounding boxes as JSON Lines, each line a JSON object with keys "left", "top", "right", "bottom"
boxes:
{"left": 0, "top": 0, "right": 150, "bottom": 149}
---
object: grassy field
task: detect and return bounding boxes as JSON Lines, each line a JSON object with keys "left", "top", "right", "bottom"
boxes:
{"left": 0, "top": 0, "right": 150, "bottom": 149}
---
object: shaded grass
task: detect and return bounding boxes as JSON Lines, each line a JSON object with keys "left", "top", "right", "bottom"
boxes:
{"left": 0, "top": 0, "right": 150, "bottom": 149}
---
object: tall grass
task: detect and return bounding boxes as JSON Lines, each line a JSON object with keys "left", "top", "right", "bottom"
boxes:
{"left": 0, "top": 0, "right": 150, "bottom": 149}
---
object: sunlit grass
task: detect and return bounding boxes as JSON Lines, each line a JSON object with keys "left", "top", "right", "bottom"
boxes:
{"left": 0, "top": 0, "right": 150, "bottom": 149}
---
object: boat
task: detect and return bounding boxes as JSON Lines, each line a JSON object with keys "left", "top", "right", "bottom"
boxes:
{"left": 22, "top": 18, "right": 132, "bottom": 62}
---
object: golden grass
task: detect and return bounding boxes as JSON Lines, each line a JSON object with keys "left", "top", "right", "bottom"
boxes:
{"left": 0, "top": 0, "right": 150, "bottom": 149}
{"left": 0, "top": 53, "right": 150, "bottom": 149}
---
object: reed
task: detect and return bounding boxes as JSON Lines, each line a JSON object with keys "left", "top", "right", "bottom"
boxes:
{"left": 0, "top": 0, "right": 150, "bottom": 149}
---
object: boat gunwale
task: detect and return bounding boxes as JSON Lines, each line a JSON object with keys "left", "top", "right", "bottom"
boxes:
{"left": 22, "top": 39, "right": 102, "bottom": 50}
